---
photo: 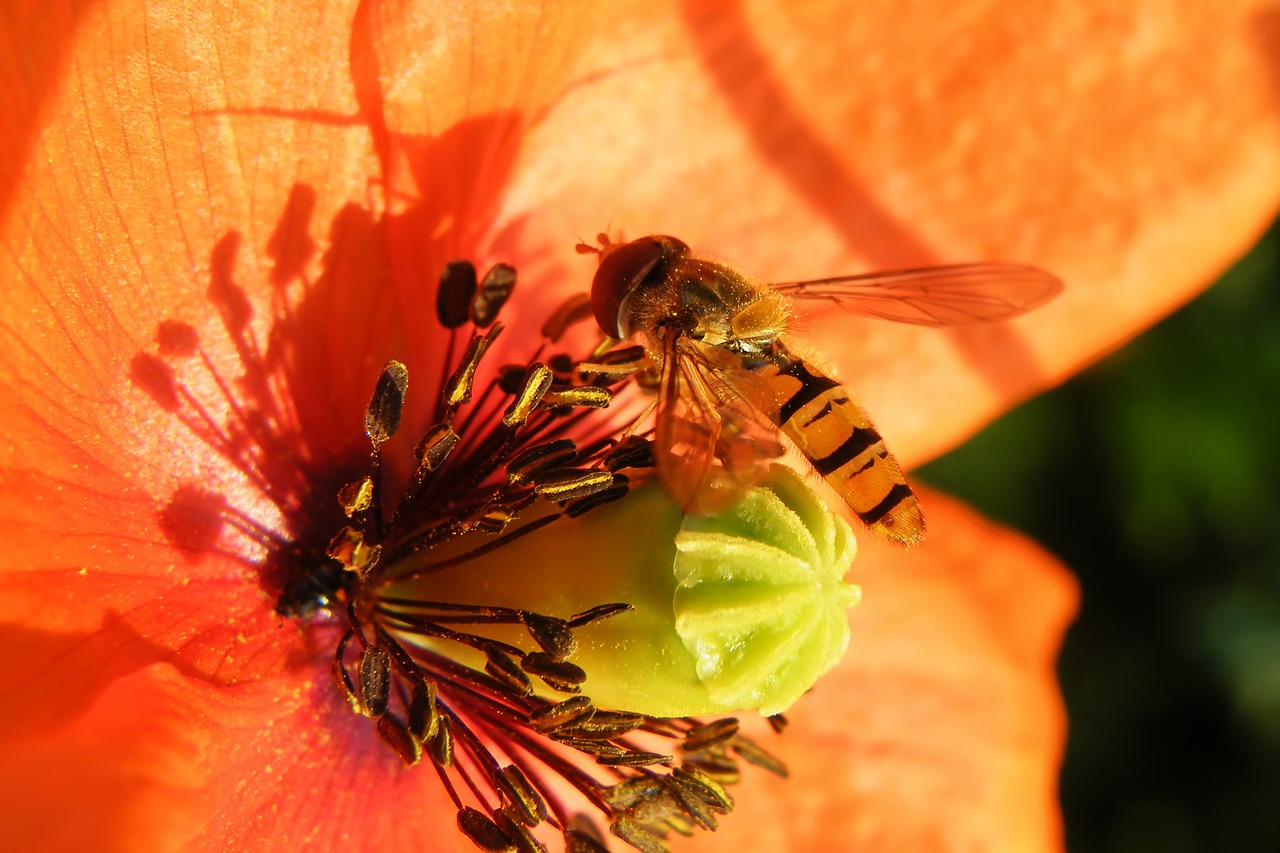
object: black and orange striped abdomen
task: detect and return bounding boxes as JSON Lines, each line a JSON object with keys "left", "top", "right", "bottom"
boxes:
{"left": 759, "top": 355, "right": 925, "bottom": 545}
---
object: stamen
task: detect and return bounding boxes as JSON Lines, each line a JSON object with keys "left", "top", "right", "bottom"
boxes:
{"left": 529, "top": 697, "right": 596, "bottom": 734}
{"left": 681, "top": 718, "right": 740, "bottom": 752}
{"left": 539, "top": 385, "right": 612, "bottom": 409}
{"left": 357, "top": 644, "right": 392, "bottom": 717}
{"left": 416, "top": 423, "right": 461, "bottom": 473}
{"left": 438, "top": 261, "right": 480, "bottom": 330}
{"left": 428, "top": 713, "right": 456, "bottom": 767}
{"left": 457, "top": 807, "right": 513, "bottom": 851}
{"left": 376, "top": 714, "right": 423, "bottom": 766}
{"left": 506, "top": 439, "right": 580, "bottom": 485}
{"left": 502, "top": 363, "right": 554, "bottom": 427}
{"left": 564, "top": 828, "right": 610, "bottom": 853}
{"left": 330, "top": 629, "right": 362, "bottom": 714}
{"left": 472, "top": 263, "right": 517, "bottom": 328}
{"left": 484, "top": 646, "right": 535, "bottom": 697}
{"left": 495, "top": 764, "right": 549, "bottom": 826}
{"left": 337, "top": 477, "right": 375, "bottom": 516}
{"left": 563, "top": 475, "right": 630, "bottom": 518}
{"left": 611, "top": 817, "right": 666, "bottom": 853}
{"left": 531, "top": 469, "right": 617, "bottom": 502}
{"left": 409, "top": 679, "right": 441, "bottom": 742}
{"left": 521, "top": 653, "right": 587, "bottom": 693}
{"left": 140, "top": 237, "right": 794, "bottom": 853}
{"left": 577, "top": 344, "right": 648, "bottom": 376}
{"left": 364, "top": 360, "right": 408, "bottom": 448}
{"left": 605, "top": 437, "right": 657, "bottom": 472}
{"left": 568, "top": 603, "right": 636, "bottom": 628}
{"left": 446, "top": 326, "right": 503, "bottom": 409}
{"left": 518, "top": 611, "right": 578, "bottom": 661}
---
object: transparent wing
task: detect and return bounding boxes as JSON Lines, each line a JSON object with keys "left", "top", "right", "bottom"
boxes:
{"left": 651, "top": 330, "right": 784, "bottom": 514}
{"left": 772, "top": 263, "right": 1063, "bottom": 327}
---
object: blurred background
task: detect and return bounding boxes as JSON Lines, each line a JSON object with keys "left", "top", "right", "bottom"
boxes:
{"left": 920, "top": 218, "right": 1280, "bottom": 852}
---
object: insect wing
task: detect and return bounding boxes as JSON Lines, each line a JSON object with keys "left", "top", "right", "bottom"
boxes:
{"left": 773, "top": 263, "right": 1062, "bottom": 327}
{"left": 652, "top": 330, "right": 783, "bottom": 513}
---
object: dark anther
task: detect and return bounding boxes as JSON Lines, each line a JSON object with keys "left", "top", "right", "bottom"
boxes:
{"left": 547, "top": 352, "right": 576, "bottom": 378}
{"left": 528, "top": 696, "right": 596, "bottom": 734}
{"left": 521, "top": 653, "right": 586, "bottom": 693}
{"left": 563, "top": 475, "right": 629, "bottom": 518}
{"left": 337, "top": 477, "right": 374, "bottom": 517}
{"left": 376, "top": 713, "right": 422, "bottom": 766}
{"left": 357, "top": 644, "right": 392, "bottom": 717}
{"left": 429, "top": 714, "right": 454, "bottom": 767}
{"left": 561, "top": 710, "right": 643, "bottom": 740}
{"left": 471, "top": 262, "right": 517, "bottom": 328}
{"left": 497, "top": 364, "right": 529, "bottom": 395}
{"left": 415, "top": 422, "right": 460, "bottom": 473}
{"left": 663, "top": 775, "right": 720, "bottom": 831}
{"left": 518, "top": 611, "right": 578, "bottom": 661}
{"left": 506, "top": 439, "right": 579, "bottom": 485}
{"left": 531, "top": 469, "right": 616, "bottom": 502}
{"left": 604, "top": 778, "right": 665, "bottom": 811}
{"left": 456, "top": 807, "right": 516, "bottom": 852}
{"left": 564, "top": 829, "right": 611, "bottom": 853}
{"left": 672, "top": 765, "right": 734, "bottom": 811}
{"left": 538, "top": 386, "right": 612, "bottom": 410}
{"left": 485, "top": 646, "right": 534, "bottom": 697}
{"left": 597, "top": 751, "right": 671, "bottom": 768}
{"left": 577, "top": 345, "right": 648, "bottom": 376}
{"left": 605, "top": 437, "right": 656, "bottom": 472}
{"left": 681, "top": 718, "right": 740, "bottom": 753}
{"left": 684, "top": 752, "right": 740, "bottom": 784}
{"left": 550, "top": 735, "right": 627, "bottom": 758}
{"left": 496, "top": 813, "right": 546, "bottom": 853}
{"left": 495, "top": 765, "right": 548, "bottom": 827}
{"left": 445, "top": 326, "right": 502, "bottom": 408}
{"left": 408, "top": 679, "right": 440, "bottom": 742}
{"left": 502, "top": 363, "right": 554, "bottom": 427}
{"left": 365, "top": 360, "right": 409, "bottom": 447}
{"left": 731, "top": 736, "right": 789, "bottom": 778}
{"left": 567, "top": 603, "right": 634, "bottom": 628}
{"left": 610, "top": 817, "right": 667, "bottom": 853}
{"left": 437, "top": 260, "right": 479, "bottom": 329}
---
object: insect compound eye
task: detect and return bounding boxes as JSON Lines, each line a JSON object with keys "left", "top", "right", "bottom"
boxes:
{"left": 590, "top": 236, "right": 671, "bottom": 338}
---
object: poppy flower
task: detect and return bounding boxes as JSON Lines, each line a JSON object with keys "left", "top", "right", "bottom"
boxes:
{"left": 2, "top": 2, "right": 1279, "bottom": 851}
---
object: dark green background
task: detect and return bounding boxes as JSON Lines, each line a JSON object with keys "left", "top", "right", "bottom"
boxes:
{"left": 920, "top": 218, "right": 1280, "bottom": 852}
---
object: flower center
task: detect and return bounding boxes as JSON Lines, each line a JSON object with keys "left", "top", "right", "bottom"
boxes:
{"left": 134, "top": 238, "right": 790, "bottom": 853}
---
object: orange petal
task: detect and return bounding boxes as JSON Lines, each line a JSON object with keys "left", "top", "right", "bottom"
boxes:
{"left": 499, "top": 0, "right": 1280, "bottom": 463}
{"left": 0, "top": 0, "right": 409, "bottom": 495}
{"left": 0, "top": 666, "right": 208, "bottom": 850}
{"left": 682, "top": 488, "right": 1078, "bottom": 852}
{"left": 0, "top": 661, "right": 474, "bottom": 853}
{"left": 0, "top": 1, "right": 1141, "bottom": 849}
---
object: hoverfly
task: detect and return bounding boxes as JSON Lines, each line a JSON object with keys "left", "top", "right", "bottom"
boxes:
{"left": 585, "top": 234, "right": 1062, "bottom": 545}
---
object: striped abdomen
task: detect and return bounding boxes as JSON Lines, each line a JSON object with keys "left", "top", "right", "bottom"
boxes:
{"left": 759, "top": 353, "right": 924, "bottom": 545}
